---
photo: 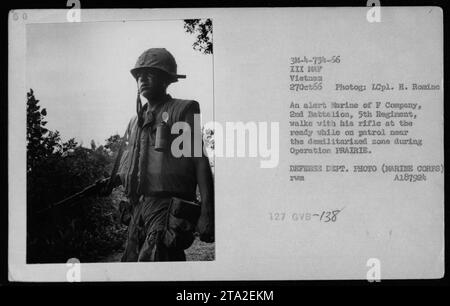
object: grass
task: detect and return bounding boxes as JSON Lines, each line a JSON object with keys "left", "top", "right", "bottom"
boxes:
{"left": 185, "top": 234, "right": 215, "bottom": 261}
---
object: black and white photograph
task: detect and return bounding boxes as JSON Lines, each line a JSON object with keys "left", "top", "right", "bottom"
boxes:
{"left": 25, "top": 18, "right": 215, "bottom": 263}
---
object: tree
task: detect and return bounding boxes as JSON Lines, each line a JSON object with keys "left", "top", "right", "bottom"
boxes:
{"left": 104, "top": 134, "right": 122, "bottom": 155}
{"left": 26, "top": 89, "right": 127, "bottom": 263}
{"left": 62, "top": 138, "right": 78, "bottom": 155}
{"left": 27, "top": 89, "right": 56, "bottom": 171}
{"left": 183, "top": 19, "right": 213, "bottom": 55}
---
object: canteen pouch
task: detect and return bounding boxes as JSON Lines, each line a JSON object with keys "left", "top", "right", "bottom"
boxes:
{"left": 155, "top": 121, "right": 170, "bottom": 152}
{"left": 163, "top": 197, "right": 201, "bottom": 250}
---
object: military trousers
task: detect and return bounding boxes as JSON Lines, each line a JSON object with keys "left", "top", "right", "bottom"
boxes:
{"left": 120, "top": 195, "right": 187, "bottom": 262}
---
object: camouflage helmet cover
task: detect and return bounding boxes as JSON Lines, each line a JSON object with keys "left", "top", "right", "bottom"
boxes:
{"left": 130, "top": 48, "right": 186, "bottom": 83}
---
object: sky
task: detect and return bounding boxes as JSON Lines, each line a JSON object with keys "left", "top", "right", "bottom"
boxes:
{"left": 26, "top": 20, "right": 214, "bottom": 147}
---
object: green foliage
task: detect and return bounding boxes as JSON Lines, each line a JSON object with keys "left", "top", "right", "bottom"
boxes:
{"left": 26, "top": 89, "right": 127, "bottom": 263}
{"left": 183, "top": 19, "right": 213, "bottom": 55}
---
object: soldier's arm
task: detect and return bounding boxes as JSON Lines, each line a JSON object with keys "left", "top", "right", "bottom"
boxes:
{"left": 184, "top": 106, "right": 215, "bottom": 242}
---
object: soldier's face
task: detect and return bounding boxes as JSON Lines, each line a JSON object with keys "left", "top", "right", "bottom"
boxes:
{"left": 137, "top": 68, "right": 169, "bottom": 99}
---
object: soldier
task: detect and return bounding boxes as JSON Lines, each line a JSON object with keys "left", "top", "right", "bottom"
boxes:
{"left": 100, "top": 48, "right": 214, "bottom": 261}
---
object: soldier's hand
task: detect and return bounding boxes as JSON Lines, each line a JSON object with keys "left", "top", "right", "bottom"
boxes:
{"left": 96, "top": 178, "right": 112, "bottom": 197}
{"left": 197, "top": 211, "right": 214, "bottom": 243}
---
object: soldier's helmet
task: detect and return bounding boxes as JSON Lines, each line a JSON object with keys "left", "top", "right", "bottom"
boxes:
{"left": 130, "top": 48, "right": 186, "bottom": 83}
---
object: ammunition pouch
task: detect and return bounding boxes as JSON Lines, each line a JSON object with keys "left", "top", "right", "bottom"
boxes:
{"left": 163, "top": 197, "right": 201, "bottom": 250}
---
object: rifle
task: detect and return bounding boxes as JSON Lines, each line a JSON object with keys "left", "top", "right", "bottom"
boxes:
{"left": 36, "top": 129, "right": 127, "bottom": 215}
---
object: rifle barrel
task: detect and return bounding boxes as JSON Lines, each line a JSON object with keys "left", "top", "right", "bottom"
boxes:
{"left": 36, "top": 184, "right": 99, "bottom": 215}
